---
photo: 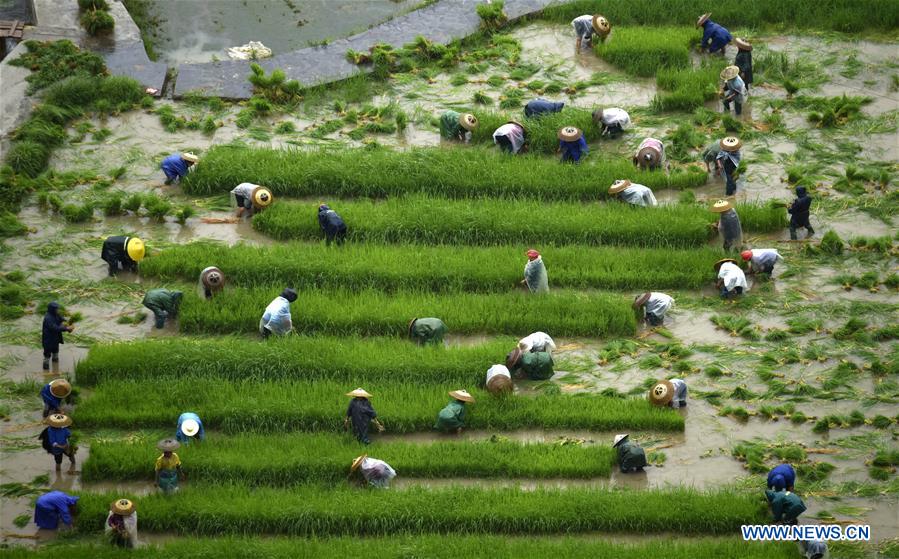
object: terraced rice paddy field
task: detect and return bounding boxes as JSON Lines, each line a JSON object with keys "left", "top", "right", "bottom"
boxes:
{"left": 0, "top": 0, "right": 897, "bottom": 557}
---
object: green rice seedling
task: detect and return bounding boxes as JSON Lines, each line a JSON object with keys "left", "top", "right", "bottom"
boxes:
{"left": 9, "top": 39, "right": 106, "bottom": 94}
{"left": 871, "top": 415, "right": 893, "bottom": 429}
{"left": 140, "top": 242, "right": 724, "bottom": 292}
{"left": 653, "top": 62, "right": 725, "bottom": 112}
{"left": 0, "top": 535, "right": 801, "bottom": 559}
{"left": 14, "top": 118, "right": 67, "bottom": 147}
{"left": 729, "top": 386, "right": 754, "bottom": 401}
{"left": 796, "top": 461, "right": 835, "bottom": 482}
{"left": 711, "top": 315, "right": 759, "bottom": 340}
{"left": 450, "top": 74, "right": 469, "bottom": 86}
{"left": 395, "top": 111, "right": 408, "bottom": 131}
{"left": 764, "top": 329, "right": 788, "bottom": 342}
{"left": 142, "top": 194, "right": 172, "bottom": 221}
{"left": 819, "top": 230, "right": 844, "bottom": 255}
{"left": 122, "top": 193, "right": 143, "bottom": 213}
{"left": 0, "top": 212, "right": 28, "bottom": 238}
{"left": 720, "top": 406, "right": 750, "bottom": 421}
{"left": 85, "top": 432, "right": 617, "bottom": 484}
{"left": 4, "top": 141, "right": 51, "bottom": 177}
{"left": 92, "top": 128, "right": 112, "bottom": 142}
{"left": 833, "top": 318, "right": 867, "bottom": 341}
{"left": 594, "top": 27, "right": 694, "bottom": 77}
{"left": 177, "top": 287, "right": 636, "bottom": 338}
{"left": 787, "top": 317, "right": 823, "bottom": 335}
{"left": 470, "top": 107, "right": 597, "bottom": 155}
{"left": 234, "top": 109, "right": 254, "bottom": 129}
{"left": 139, "top": 95, "right": 154, "bottom": 109}
{"left": 247, "top": 64, "right": 301, "bottom": 104}
{"left": 665, "top": 123, "right": 707, "bottom": 162}
{"left": 309, "top": 118, "right": 344, "bottom": 138}
{"left": 201, "top": 116, "right": 219, "bottom": 135}
{"left": 472, "top": 91, "right": 492, "bottom": 105}
{"left": 116, "top": 311, "right": 147, "bottom": 325}
{"left": 175, "top": 205, "right": 195, "bottom": 225}
{"left": 80, "top": 8, "right": 114, "bottom": 36}
{"left": 790, "top": 412, "right": 807, "bottom": 424}
{"left": 77, "top": 378, "right": 684, "bottom": 433}
{"left": 98, "top": 75, "right": 144, "bottom": 107}
{"left": 799, "top": 95, "right": 870, "bottom": 128}
{"left": 848, "top": 410, "right": 866, "bottom": 427}
{"left": 252, "top": 197, "right": 778, "bottom": 247}
{"left": 75, "top": 336, "right": 508, "bottom": 386}
{"left": 182, "top": 146, "right": 709, "bottom": 200}
{"left": 476, "top": 0, "right": 507, "bottom": 31}
{"left": 60, "top": 202, "right": 94, "bottom": 223}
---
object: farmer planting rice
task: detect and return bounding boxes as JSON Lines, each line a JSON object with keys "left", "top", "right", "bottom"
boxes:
{"left": 734, "top": 38, "right": 754, "bottom": 89}
{"left": 522, "top": 249, "right": 549, "bottom": 293}
{"left": 438, "top": 110, "right": 477, "bottom": 143}
{"left": 649, "top": 378, "right": 688, "bottom": 409}
{"left": 41, "top": 302, "right": 73, "bottom": 371}
{"left": 715, "top": 258, "right": 748, "bottom": 299}
{"left": 742, "top": 248, "right": 784, "bottom": 276}
{"left": 39, "top": 378, "right": 71, "bottom": 417}
{"left": 39, "top": 413, "right": 75, "bottom": 472}
{"left": 697, "top": 13, "right": 732, "bottom": 54}
{"left": 633, "top": 292, "right": 674, "bottom": 326}
{"left": 765, "top": 488, "right": 807, "bottom": 525}
{"left": 435, "top": 389, "right": 474, "bottom": 434}
{"left": 492, "top": 121, "right": 526, "bottom": 154}
{"left": 593, "top": 107, "right": 630, "bottom": 137}
{"left": 176, "top": 412, "right": 205, "bottom": 444}
{"left": 524, "top": 98, "right": 564, "bottom": 118}
{"left": 350, "top": 454, "right": 396, "bottom": 489}
{"left": 801, "top": 540, "right": 828, "bottom": 559}
{"left": 506, "top": 346, "right": 554, "bottom": 380}
{"left": 701, "top": 140, "right": 723, "bottom": 175}
{"left": 33, "top": 491, "right": 78, "bottom": 530}
{"left": 558, "top": 126, "right": 588, "bottom": 163}
{"left": 517, "top": 331, "right": 556, "bottom": 354}
{"left": 199, "top": 266, "right": 225, "bottom": 299}
{"left": 408, "top": 317, "right": 447, "bottom": 345}
{"left": 632, "top": 137, "right": 667, "bottom": 171}
{"left": 101, "top": 235, "right": 144, "bottom": 276}
{"left": 788, "top": 186, "right": 815, "bottom": 239}
{"left": 142, "top": 288, "right": 183, "bottom": 329}
{"left": 710, "top": 199, "right": 743, "bottom": 251}
{"left": 716, "top": 136, "right": 743, "bottom": 195}
{"left": 160, "top": 152, "right": 198, "bottom": 185}
{"left": 259, "top": 288, "right": 298, "bottom": 337}
{"left": 344, "top": 387, "right": 385, "bottom": 445}
{"left": 485, "top": 364, "right": 513, "bottom": 395}
{"left": 613, "top": 434, "right": 647, "bottom": 473}
{"left": 767, "top": 463, "right": 796, "bottom": 491}
{"left": 720, "top": 65, "right": 748, "bottom": 116}
{"left": 230, "top": 183, "right": 273, "bottom": 217}
{"left": 155, "top": 438, "right": 184, "bottom": 493}
{"left": 571, "top": 14, "right": 610, "bottom": 50}
{"left": 608, "top": 180, "right": 657, "bottom": 207}
{"left": 106, "top": 498, "right": 138, "bottom": 547}
{"left": 318, "top": 204, "right": 348, "bottom": 245}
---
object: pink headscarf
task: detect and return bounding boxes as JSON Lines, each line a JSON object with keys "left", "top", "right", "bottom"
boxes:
{"left": 526, "top": 249, "right": 540, "bottom": 261}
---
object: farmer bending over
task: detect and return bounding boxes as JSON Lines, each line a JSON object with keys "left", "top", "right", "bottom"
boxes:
{"left": 33, "top": 491, "right": 78, "bottom": 530}
{"left": 259, "top": 288, "right": 298, "bottom": 338}
{"left": 633, "top": 137, "right": 668, "bottom": 171}
{"left": 439, "top": 111, "right": 477, "bottom": 143}
{"left": 633, "top": 292, "right": 674, "bottom": 326}
{"left": 608, "top": 180, "right": 657, "bottom": 207}
{"left": 142, "top": 289, "right": 183, "bottom": 329}
{"left": 506, "top": 346, "right": 554, "bottom": 381}
{"left": 231, "top": 183, "right": 273, "bottom": 217}
{"left": 715, "top": 258, "right": 747, "bottom": 299}
{"left": 493, "top": 121, "right": 526, "bottom": 154}
{"left": 176, "top": 412, "right": 205, "bottom": 444}
{"left": 614, "top": 434, "right": 647, "bottom": 473}
{"left": 160, "top": 152, "right": 198, "bottom": 185}
{"left": 524, "top": 98, "right": 564, "bottom": 118}
{"left": 571, "top": 14, "right": 610, "bottom": 50}
{"left": 350, "top": 455, "right": 396, "bottom": 489}
{"left": 40, "top": 378, "right": 71, "bottom": 417}
{"left": 408, "top": 317, "right": 447, "bottom": 346}
{"left": 593, "top": 107, "right": 630, "bottom": 137}
{"left": 486, "top": 364, "right": 513, "bottom": 395}
{"left": 649, "top": 378, "right": 688, "bottom": 408}
{"left": 435, "top": 390, "right": 474, "bottom": 434}
{"left": 788, "top": 186, "right": 814, "bottom": 240}
{"left": 765, "top": 489, "right": 807, "bottom": 525}
{"left": 697, "top": 13, "right": 732, "bottom": 54}
{"left": 199, "top": 266, "right": 225, "bottom": 299}
{"left": 742, "top": 249, "right": 783, "bottom": 276}
{"left": 318, "top": 204, "right": 347, "bottom": 245}
{"left": 101, "top": 236, "right": 144, "bottom": 276}
{"left": 767, "top": 463, "right": 796, "bottom": 492}
{"left": 558, "top": 126, "right": 588, "bottom": 163}
{"left": 517, "top": 331, "right": 556, "bottom": 354}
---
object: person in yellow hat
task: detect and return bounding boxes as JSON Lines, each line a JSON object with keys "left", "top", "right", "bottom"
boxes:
{"left": 101, "top": 236, "right": 145, "bottom": 276}
{"left": 344, "top": 388, "right": 385, "bottom": 445}
{"left": 105, "top": 498, "right": 138, "bottom": 547}
{"left": 39, "top": 414, "right": 76, "bottom": 472}
{"left": 435, "top": 390, "right": 474, "bottom": 434}
{"left": 720, "top": 65, "right": 747, "bottom": 116}
{"left": 40, "top": 378, "right": 71, "bottom": 417}
{"left": 154, "top": 439, "right": 184, "bottom": 493}
{"left": 439, "top": 110, "right": 478, "bottom": 143}
{"left": 349, "top": 455, "right": 396, "bottom": 489}
{"left": 571, "top": 14, "right": 610, "bottom": 50}
{"left": 710, "top": 199, "right": 742, "bottom": 251}
{"left": 230, "top": 183, "right": 273, "bottom": 217}
{"left": 142, "top": 289, "right": 183, "bottom": 329}
{"left": 161, "top": 152, "right": 198, "bottom": 185}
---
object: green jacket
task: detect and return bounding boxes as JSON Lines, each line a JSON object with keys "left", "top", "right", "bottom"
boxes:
{"left": 519, "top": 352, "right": 554, "bottom": 380}
{"left": 411, "top": 318, "right": 447, "bottom": 345}
{"left": 765, "top": 490, "right": 806, "bottom": 522}
{"left": 434, "top": 399, "right": 466, "bottom": 431}
{"left": 617, "top": 441, "right": 647, "bottom": 472}
{"left": 439, "top": 110, "right": 464, "bottom": 140}
{"left": 142, "top": 289, "right": 183, "bottom": 315}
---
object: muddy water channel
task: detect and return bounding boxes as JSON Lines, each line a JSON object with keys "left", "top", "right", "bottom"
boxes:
{"left": 1, "top": 22, "right": 898, "bottom": 549}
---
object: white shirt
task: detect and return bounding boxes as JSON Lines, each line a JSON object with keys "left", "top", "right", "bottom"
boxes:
{"left": 260, "top": 296, "right": 293, "bottom": 335}
{"left": 486, "top": 364, "right": 511, "bottom": 385}
{"left": 750, "top": 249, "right": 783, "bottom": 268}
{"left": 668, "top": 378, "right": 688, "bottom": 408}
{"left": 601, "top": 108, "right": 631, "bottom": 129}
{"left": 231, "top": 182, "right": 258, "bottom": 197}
{"left": 360, "top": 457, "right": 396, "bottom": 483}
{"left": 105, "top": 511, "right": 138, "bottom": 544}
{"left": 518, "top": 332, "right": 556, "bottom": 353}
{"left": 493, "top": 123, "right": 525, "bottom": 154}
{"left": 718, "top": 262, "right": 748, "bottom": 291}
{"left": 619, "top": 184, "right": 657, "bottom": 207}
{"left": 645, "top": 293, "right": 674, "bottom": 317}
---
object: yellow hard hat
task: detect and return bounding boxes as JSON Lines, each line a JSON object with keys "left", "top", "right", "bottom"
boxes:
{"left": 252, "top": 187, "right": 273, "bottom": 209}
{"left": 126, "top": 237, "right": 145, "bottom": 262}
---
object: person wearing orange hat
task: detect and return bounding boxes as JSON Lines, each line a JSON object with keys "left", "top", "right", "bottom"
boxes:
{"left": 522, "top": 249, "right": 549, "bottom": 293}
{"left": 571, "top": 14, "right": 610, "bottom": 50}
{"left": 715, "top": 258, "right": 747, "bottom": 299}
{"left": 40, "top": 378, "right": 71, "bottom": 417}
{"left": 697, "top": 13, "right": 732, "bottom": 55}
{"left": 434, "top": 390, "right": 474, "bottom": 434}
{"left": 344, "top": 388, "right": 385, "bottom": 445}
{"left": 350, "top": 455, "right": 396, "bottom": 488}
{"left": 742, "top": 249, "right": 783, "bottom": 276}
{"left": 633, "top": 292, "right": 674, "bottom": 326}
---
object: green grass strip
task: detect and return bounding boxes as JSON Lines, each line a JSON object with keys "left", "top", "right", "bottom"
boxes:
{"left": 595, "top": 27, "right": 696, "bottom": 77}
{"left": 0, "top": 535, "right": 799, "bottom": 559}
{"left": 83, "top": 432, "right": 617, "bottom": 483}
{"left": 177, "top": 287, "right": 636, "bottom": 337}
{"left": 69, "top": 486, "right": 765, "bottom": 535}
{"left": 75, "top": 336, "right": 507, "bottom": 386}
{"left": 252, "top": 197, "right": 786, "bottom": 246}
{"left": 181, "top": 145, "right": 707, "bottom": 200}
{"left": 140, "top": 241, "right": 725, "bottom": 291}
{"left": 76, "top": 379, "right": 685, "bottom": 432}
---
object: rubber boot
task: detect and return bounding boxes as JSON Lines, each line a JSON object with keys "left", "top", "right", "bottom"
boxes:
{"left": 42, "top": 358, "right": 50, "bottom": 370}
{"left": 52, "top": 353, "right": 59, "bottom": 363}
{"left": 806, "top": 226, "right": 815, "bottom": 238}
{"left": 789, "top": 226, "right": 798, "bottom": 241}
{"left": 154, "top": 312, "right": 167, "bottom": 329}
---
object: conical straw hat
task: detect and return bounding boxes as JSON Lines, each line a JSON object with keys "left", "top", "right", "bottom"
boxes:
{"left": 720, "top": 136, "right": 742, "bottom": 152}
{"left": 459, "top": 113, "right": 478, "bottom": 131}
{"left": 346, "top": 388, "right": 372, "bottom": 399}
{"left": 558, "top": 126, "right": 582, "bottom": 142}
{"left": 608, "top": 179, "right": 631, "bottom": 194}
{"left": 449, "top": 389, "right": 475, "bottom": 403}
{"left": 720, "top": 65, "right": 740, "bottom": 81}
{"left": 696, "top": 13, "right": 711, "bottom": 27}
{"left": 110, "top": 498, "right": 135, "bottom": 515}
{"left": 649, "top": 380, "right": 675, "bottom": 406}
{"left": 592, "top": 15, "right": 611, "bottom": 35}
{"left": 157, "top": 438, "right": 181, "bottom": 452}
{"left": 734, "top": 38, "right": 752, "bottom": 51}
{"left": 714, "top": 258, "right": 737, "bottom": 271}
{"left": 633, "top": 292, "right": 651, "bottom": 309}
{"left": 47, "top": 413, "right": 72, "bottom": 428}
{"left": 252, "top": 187, "right": 273, "bottom": 208}
{"left": 710, "top": 199, "right": 733, "bottom": 213}
{"left": 49, "top": 379, "right": 72, "bottom": 398}
{"left": 613, "top": 433, "right": 629, "bottom": 447}
{"left": 351, "top": 454, "right": 367, "bottom": 472}
{"left": 181, "top": 418, "right": 200, "bottom": 437}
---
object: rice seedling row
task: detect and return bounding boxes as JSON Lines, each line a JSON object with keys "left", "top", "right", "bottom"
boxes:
{"left": 83, "top": 433, "right": 617, "bottom": 483}
{"left": 71, "top": 485, "right": 763, "bottom": 535}
{"left": 75, "top": 378, "right": 685, "bottom": 433}
{"left": 594, "top": 27, "right": 697, "bottom": 77}
{"left": 181, "top": 145, "right": 707, "bottom": 200}
{"left": 252, "top": 196, "right": 786, "bottom": 247}
{"left": 0, "top": 535, "right": 800, "bottom": 559}
{"left": 75, "top": 336, "right": 509, "bottom": 386}
{"left": 177, "top": 287, "right": 636, "bottom": 337}
{"left": 140, "top": 241, "right": 726, "bottom": 292}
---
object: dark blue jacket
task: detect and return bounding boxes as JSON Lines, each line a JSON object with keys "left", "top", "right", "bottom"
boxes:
{"left": 735, "top": 50, "right": 753, "bottom": 85}
{"left": 525, "top": 99, "right": 564, "bottom": 118}
{"left": 788, "top": 187, "right": 812, "bottom": 226}
{"left": 767, "top": 464, "right": 796, "bottom": 490}
{"left": 40, "top": 384, "right": 62, "bottom": 409}
{"left": 701, "top": 21, "right": 732, "bottom": 53}
{"left": 160, "top": 153, "right": 190, "bottom": 180}
{"left": 41, "top": 303, "right": 68, "bottom": 351}
{"left": 318, "top": 205, "right": 347, "bottom": 237}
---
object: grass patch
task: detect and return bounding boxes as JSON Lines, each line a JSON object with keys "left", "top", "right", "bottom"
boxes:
{"left": 594, "top": 27, "right": 695, "bottom": 77}
{"left": 653, "top": 62, "right": 725, "bottom": 112}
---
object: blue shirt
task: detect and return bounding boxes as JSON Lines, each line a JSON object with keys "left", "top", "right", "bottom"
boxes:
{"left": 701, "top": 21, "right": 732, "bottom": 53}
{"left": 767, "top": 464, "right": 796, "bottom": 490}
{"left": 176, "top": 412, "right": 205, "bottom": 443}
{"left": 34, "top": 491, "right": 79, "bottom": 529}
{"left": 559, "top": 137, "right": 589, "bottom": 162}
{"left": 524, "top": 99, "right": 564, "bottom": 118}
{"left": 40, "top": 384, "right": 62, "bottom": 409}
{"left": 47, "top": 426, "right": 70, "bottom": 454}
{"left": 161, "top": 153, "right": 190, "bottom": 180}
